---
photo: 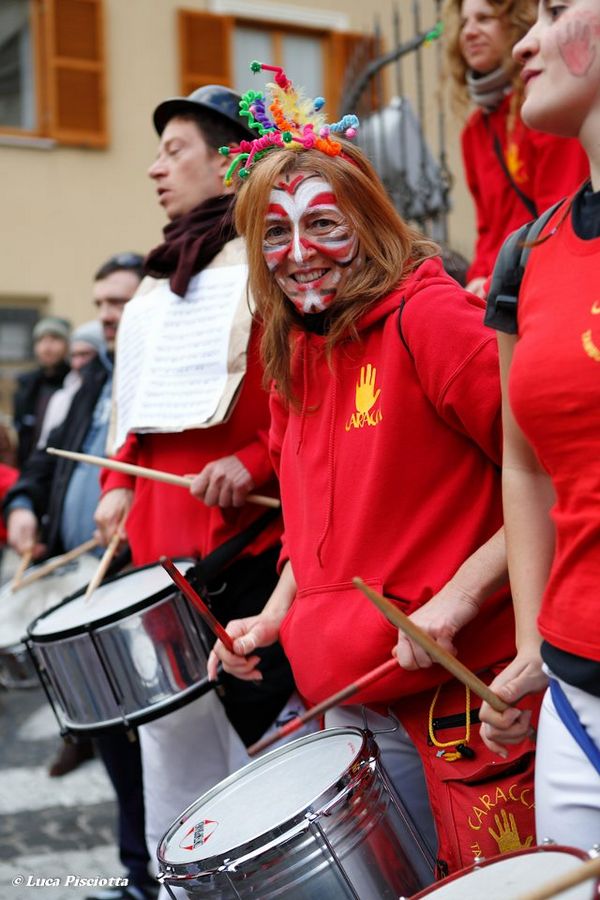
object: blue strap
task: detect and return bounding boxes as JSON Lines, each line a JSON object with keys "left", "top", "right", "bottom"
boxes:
{"left": 548, "top": 678, "right": 600, "bottom": 776}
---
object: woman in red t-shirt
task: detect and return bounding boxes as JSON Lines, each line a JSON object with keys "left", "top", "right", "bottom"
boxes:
{"left": 443, "top": 0, "right": 588, "bottom": 296}
{"left": 480, "top": 0, "right": 600, "bottom": 848}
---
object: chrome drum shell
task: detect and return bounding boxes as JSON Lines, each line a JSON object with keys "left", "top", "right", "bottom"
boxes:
{"left": 27, "top": 560, "right": 213, "bottom": 733}
{"left": 158, "top": 727, "right": 435, "bottom": 899}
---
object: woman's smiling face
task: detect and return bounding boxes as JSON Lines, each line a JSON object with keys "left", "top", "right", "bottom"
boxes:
{"left": 262, "top": 172, "right": 364, "bottom": 315}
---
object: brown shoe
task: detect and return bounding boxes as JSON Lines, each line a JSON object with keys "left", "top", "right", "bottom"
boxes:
{"left": 48, "top": 738, "right": 94, "bottom": 777}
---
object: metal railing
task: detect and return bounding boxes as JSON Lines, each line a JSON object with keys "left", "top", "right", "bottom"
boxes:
{"left": 339, "top": 0, "right": 452, "bottom": 243}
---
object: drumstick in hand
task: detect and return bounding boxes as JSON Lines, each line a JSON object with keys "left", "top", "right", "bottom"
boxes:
{"left": 247, "top": 657, "right": 400, "bottom": 757}
{"left": 84, "top": 518, "right": 125, "bottom": 603}
{"left": 46, "top": 447, "right": 280, "bottom": 509}
{"left": 353, "top": 578, "right": 509, "bottom": 713}
{"left": 517, "top": 855, "right": 600, "bottom": 900}
{"left": 160, "top": 557, "right": 235, "bottom": 653}
{"left": 13, "top": 537, "right": 100, "bottom": 592}
{"left": 10, "top": 547, "right": 34, "bottom": 592}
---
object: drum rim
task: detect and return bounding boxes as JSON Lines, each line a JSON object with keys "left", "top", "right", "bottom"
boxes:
{"left": 410, "top": 844, "right": 593, "bottom": 898}
{"left": 26, "top": 557, "right": 197, "bottom": 642}
{"left": 51, "top": 673, "right": 215, "bottom": 736}
{"left": 157, "top": 726, "right": 376, "bottom": 878}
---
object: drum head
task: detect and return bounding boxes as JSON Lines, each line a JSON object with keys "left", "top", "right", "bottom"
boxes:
{"left": 0, "top": 554, "right": 98, "bottom": 648}
{"left": 413, "top": 847, "right": 593, "bottom": 899}
{"left": 161, "top": 727, "right": 366, "bottom": 865}
{"left": 28, "top": 558, "right": 195, "bottom": 638}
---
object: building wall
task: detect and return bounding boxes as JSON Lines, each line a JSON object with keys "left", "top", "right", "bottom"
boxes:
{"left": 0, "top": 0, "right": 475, "bottom": 362}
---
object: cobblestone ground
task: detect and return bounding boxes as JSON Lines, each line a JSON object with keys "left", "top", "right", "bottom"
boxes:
{"left": 0, "top": 549, "right": 124, "bottom": 900}
{"left": 0, "top": 684, "right": 124, "bottom": 900}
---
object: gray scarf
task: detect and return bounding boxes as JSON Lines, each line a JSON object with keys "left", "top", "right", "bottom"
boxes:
{"left": 466, "top": 65, "right": 512, "bottom": 112}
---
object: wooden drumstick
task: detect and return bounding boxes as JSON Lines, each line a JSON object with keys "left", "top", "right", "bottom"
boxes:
{"left": 353, "top": 577, "right": 509, "bottom": 713}
{"left": 160, "top": 557, "right": 235, "bottom": 653}
{"left": 13, "top": 537, "right": 100, "bottom": 592}
{"left": 517, "top": 854, "right": 600, "bottom": 900}
{"left": 83, "top": 520, "right": 124, "bottom": 603}
{"left": 10, "top": 547, "right": 34, "bottom": 592}
{"left": 46, "top": 447, "right": 281, "bottom": 509}
{"left": 247, "top": 657, "right": 400, "bottom": 757}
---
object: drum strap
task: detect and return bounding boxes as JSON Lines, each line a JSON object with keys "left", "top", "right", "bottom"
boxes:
{"left": 548, "top": 678, "right": 600, "bottom": 775}
{"left": 187, "top": 507, "right": 280, "bottom": 584}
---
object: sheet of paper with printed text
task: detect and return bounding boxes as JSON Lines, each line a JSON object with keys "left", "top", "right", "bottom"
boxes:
{"left": 113, "top": 264, "right": 250, "bottom": 450}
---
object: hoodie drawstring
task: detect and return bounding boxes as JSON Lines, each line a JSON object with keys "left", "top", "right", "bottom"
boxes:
{"left": 315, "top": 364, "right": 337, "bottom": 567}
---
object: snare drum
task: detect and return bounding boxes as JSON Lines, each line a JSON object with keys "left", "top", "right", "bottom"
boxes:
{"left": 27, "top": 560, "right": 214, "bottom": 734}
{"left": 157, "top": 726, "right": 435, "bottom": 899}
{"left": 410, "top": 845, "right": 599, "bottom": 899}
{"left": 0, "top": 553, "right": 98, "bottom": 688}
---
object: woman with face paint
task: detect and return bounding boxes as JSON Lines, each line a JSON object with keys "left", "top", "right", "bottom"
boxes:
{"left": 208, "top": 65, "right": 541, "bottom": 874}
{"left": 479, "top": 0, "right": 600, "bottom": 849}
{"left": 443, "top": 0, "right": 588, "bottom": 297}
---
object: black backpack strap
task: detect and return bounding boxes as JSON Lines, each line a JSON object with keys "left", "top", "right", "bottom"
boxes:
{"left": 485, "top": 199, "right": 565, "bottom": 334}
{"left": 185, "top": 506, "right": 280, "bottom": 585}
{"left": 485, "top": 116, "right": 539, "bottom": 219}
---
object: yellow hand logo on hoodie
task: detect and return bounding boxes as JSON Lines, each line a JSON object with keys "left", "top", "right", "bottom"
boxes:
{"left": 346, "top": 364, "right": 383, "bottom": 430}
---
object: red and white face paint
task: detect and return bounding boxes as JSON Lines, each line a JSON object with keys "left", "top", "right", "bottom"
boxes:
{"left": 263, "top": 172, "right": 364, "bottom": 315}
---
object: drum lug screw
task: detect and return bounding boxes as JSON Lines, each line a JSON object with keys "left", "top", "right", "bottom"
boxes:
{"left": 542, "top": 837, "right": 556, "bottom": 845}
{"left": 473, "top": 856, "right": 486, "bottom": 866}
{"left": 589, "top": 845, "right": 600, "bottom": 858}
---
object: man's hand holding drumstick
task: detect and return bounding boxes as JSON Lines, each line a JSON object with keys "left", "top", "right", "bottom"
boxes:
{"left": 93, "top": 452, "right": 271, "bottom": 547}
{"left": 187, "top": 454, "right": 256, "bottom": 509}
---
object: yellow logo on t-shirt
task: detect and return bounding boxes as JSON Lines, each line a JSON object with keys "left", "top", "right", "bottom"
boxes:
{"left": 345, "top": 364, "right": 383, "bottom": 430}
{"left": 582, "top": 303, "right": 600, "bottom": 361}
{"left": 505, "top": 141, "right": 528, "bottom": 185}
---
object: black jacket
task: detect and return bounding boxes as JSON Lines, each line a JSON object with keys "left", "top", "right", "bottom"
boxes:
{"left": 4, "top": 356, "right": 109, "bottom": 556}
{"left": 13, "top": 362, "right": 70, "bottom": 467}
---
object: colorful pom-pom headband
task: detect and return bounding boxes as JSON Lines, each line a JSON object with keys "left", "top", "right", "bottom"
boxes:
{"left": 219, "top": 61, "right": 360, "bottom": 185}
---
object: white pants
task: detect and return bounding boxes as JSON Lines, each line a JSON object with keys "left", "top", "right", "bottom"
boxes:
{"left": 535, "top": 674, "right": 600, "bottom": 849}
{"left": 325, "top": 705, "right": 438, "bottom": 859}
{"left": 141, "top": 690, "right": 312, "bottom": 900}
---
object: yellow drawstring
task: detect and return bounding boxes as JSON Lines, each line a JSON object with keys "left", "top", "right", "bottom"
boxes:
{"left": 428, "top": 684, "right": 471, "bottom": 762}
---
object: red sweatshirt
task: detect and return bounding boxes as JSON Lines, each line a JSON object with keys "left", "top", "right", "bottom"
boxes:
{"left": 463, "top": 93, "right": 589, "bottom": 282}
{"left": 271, "top": 257, "right": 515, "bottom": 707}
{"left": 101, "top": 325, "right": 280, "bottom": 566}
{"left": 0, "top": 464, "right": 18, "bottom": 544}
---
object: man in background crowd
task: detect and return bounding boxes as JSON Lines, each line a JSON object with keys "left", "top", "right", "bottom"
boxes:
{"left": 13, "top": 316, "right": 71, "bottom": 467}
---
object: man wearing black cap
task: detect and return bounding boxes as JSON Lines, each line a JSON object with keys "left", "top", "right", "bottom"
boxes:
{"left": 94, "top": 87, "right": 299, "bottom": 891}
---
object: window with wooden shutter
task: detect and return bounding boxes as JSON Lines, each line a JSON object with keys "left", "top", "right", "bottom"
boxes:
{"left": 0, "top": 0, "right": 107, "bottom": 147}
{"left": 178, "top": 10, "right": 233, "bottom": 96}
{"left": 46, "top": 0, "right": 107, "bottom": 146}
{"left": 176, "top": 10, "right": 376, "bottom": 120}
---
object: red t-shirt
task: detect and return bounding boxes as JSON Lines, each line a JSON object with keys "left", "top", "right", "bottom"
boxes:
{"left": 271, "top": 257, "right": 515, "bottom": 707}
{"left": 509, "top": 201, "right": 600, "bottom": 662}
{"left": 463, "top": 94, "right": 589, "bottom": 282}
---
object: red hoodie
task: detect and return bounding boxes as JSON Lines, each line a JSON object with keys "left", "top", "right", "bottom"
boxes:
{"left": 271, "top": 257, "right": 514, "bottom": 706}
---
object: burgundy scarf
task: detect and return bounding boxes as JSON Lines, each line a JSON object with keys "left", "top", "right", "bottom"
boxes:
{"left": 144, "top": 194, "right": 237, "bottom": 297}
